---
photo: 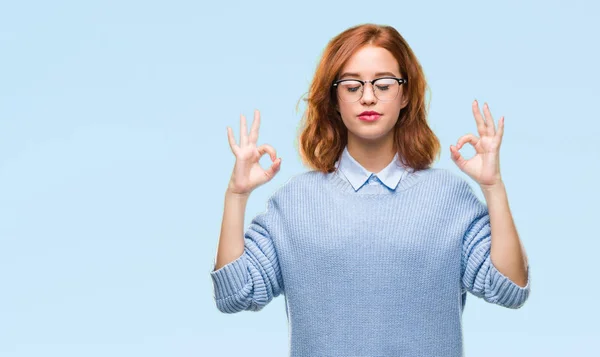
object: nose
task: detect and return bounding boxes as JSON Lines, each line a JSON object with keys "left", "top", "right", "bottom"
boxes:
{"left": 360, "top": 82, "right": 377, "bottom": 105}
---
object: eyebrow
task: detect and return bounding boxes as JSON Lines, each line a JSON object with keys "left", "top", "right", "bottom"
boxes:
{"left": 339, "top": 71, "right": 398, "bottom": 79}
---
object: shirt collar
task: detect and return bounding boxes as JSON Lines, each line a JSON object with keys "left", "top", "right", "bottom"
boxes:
{"left": 334, "top": 146, "right": 407, "bottom": 192}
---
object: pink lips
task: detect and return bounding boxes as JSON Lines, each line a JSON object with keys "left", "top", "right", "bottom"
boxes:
{"left": 358, "top": 113, "right": 381, "bottom": 122}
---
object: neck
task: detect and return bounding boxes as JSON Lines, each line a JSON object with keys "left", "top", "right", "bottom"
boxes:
{"left": 347, "top": 134, "right": 396, "bottom": 173}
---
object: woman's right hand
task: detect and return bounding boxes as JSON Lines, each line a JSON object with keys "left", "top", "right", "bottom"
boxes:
{"left": 226, "top": 109, "right": 282, "bottom": 196}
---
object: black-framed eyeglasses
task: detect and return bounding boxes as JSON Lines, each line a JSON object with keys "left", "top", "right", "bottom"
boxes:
{"left": 332, "top": 76, "right": 408, "bottom": 103}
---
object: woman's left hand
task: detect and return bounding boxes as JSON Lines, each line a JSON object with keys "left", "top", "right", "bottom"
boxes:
{"left": 450, "top": 100, "right": 504, "bottom": 188}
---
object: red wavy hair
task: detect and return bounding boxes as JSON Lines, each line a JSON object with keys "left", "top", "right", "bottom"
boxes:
{"left": 296, "top": 23, "right": 441, "bottom": 173}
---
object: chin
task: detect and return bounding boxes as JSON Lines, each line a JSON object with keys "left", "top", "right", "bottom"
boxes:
{"left": 349, "top": 131, "right": 393, "bottom": 142}
{"left": 349, "top": 125, "right": 395, "bottom": 140}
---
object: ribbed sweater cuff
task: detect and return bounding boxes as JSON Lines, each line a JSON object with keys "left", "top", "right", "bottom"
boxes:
{"left": 210, "top": 253, "right": 249, "bottom": 300}
{"left": 488, "top": 261, "right": 531, "bottom": 308}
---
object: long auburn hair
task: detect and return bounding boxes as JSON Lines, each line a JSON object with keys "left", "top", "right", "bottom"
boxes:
{"left": 296, "top": 23, "right": 441, "bottom": 173}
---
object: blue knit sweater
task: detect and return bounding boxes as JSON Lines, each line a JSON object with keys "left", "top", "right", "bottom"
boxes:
{"left": 210, "top": 162, "right": 531, "bottom": 356}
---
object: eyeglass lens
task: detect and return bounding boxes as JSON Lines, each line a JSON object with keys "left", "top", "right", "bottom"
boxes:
{"left": 337, "top": 78, "right": 400, "bottom": 102}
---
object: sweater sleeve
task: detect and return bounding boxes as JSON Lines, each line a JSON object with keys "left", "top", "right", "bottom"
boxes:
{"left": 210, "top": 198, "right": 284, "bottom": 313}
{"left": 459, "top": 182, "right": 531, "bottom": 309}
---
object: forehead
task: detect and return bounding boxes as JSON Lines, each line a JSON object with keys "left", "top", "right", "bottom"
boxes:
{"left": 339, "top": 45, "right": 399, "bottom": 78}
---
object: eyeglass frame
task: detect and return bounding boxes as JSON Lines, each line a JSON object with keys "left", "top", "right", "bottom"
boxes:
{"left": 331, "top": 76, "right": 408, "bottom": 102}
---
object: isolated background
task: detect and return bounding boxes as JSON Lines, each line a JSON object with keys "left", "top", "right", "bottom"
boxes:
{"left": 1, "top": 0, "right": 599, "bottom": 356}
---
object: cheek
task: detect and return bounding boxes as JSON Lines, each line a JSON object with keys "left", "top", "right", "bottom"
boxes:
{"left": 385, "top": 103, "right": 403, "bottom": 118}
{"left": 338, "top": 102, "right": 351, "bottom": 113}
{"left": 338, "top": 106, "right": 354, "bottom": 120}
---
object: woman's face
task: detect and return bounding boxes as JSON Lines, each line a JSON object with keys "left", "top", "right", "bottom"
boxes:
{"left": 335, "top": 45, "right": 408, "bottom": 145}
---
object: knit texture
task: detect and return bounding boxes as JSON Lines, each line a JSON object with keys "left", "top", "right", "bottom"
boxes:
{"left": 210, "top": 167, "right": 531, "bottom": 357}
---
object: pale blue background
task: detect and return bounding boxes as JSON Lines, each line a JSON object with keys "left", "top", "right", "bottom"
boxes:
{"left": 1, "top": 0, "right": 598, "bottom": 356}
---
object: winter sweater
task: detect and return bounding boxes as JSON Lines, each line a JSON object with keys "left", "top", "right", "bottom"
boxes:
{"left": 210, "top": 147, "right": 531, "bottom": 357}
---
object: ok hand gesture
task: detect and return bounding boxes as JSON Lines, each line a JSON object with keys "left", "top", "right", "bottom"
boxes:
{"left": 450, "top": 100, "right": 504, "bottom": 189}
{"left": 227, "top": 110, "right": 282, "bottom": 196}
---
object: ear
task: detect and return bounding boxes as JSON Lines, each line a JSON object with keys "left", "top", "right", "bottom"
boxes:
{"left": 400, "top": 96, "right": 409, "bottom": 109}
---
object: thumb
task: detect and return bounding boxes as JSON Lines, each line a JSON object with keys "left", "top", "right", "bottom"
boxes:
{"left": 450, "top": 145, "right": 466, "bottom": 168}
{"left": 263, "top": 157, "right": 282, "bottom": 181}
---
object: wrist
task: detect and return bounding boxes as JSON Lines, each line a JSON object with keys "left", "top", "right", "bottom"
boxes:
{"left": 480, "top": 180, "right": 505, "bottom": 194}
{"left": 226, "top": 187, "right": 251, "bottom": 199}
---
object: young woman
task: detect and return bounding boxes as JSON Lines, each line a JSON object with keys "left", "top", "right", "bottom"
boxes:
{"left": 211, "top": 23, "right": 530, "bottom": 357}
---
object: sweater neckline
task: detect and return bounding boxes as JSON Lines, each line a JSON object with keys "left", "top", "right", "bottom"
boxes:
{"left": 324, "top": 167, "right": 432, "bottom": 196}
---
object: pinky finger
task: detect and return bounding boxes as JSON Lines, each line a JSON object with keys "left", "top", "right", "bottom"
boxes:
{"left": 496, "top": 116, "right": 505, "bottom": 139}
{"left": 226, "top": 126, "right": 239, "bottom": 154}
